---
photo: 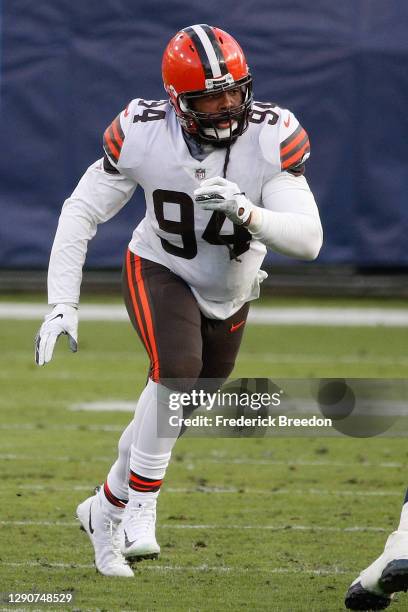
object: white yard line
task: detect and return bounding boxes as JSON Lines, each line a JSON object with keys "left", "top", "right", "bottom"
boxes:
{"left": 0, "top": 482, "right": 403, "bottom": 497}
{"left": 0, "top": 423, "right": 123, "bottom": 432}
{"left": 1, "top": 560, "right": 351, "bottom": 575}
{"left": 0, "top": 452, "right": 404, "bottom": 469}
{"left": 0, "top": 520, "right": 387, "bottom": 533}
{"left": 207, "top": 457, "right": 405, "bottom": 468}
{"left": 3, "top": 349, "right": 408, "bottom": 365}
{"left": 0, "top": 303, "right": 407, "bottom": 326}
{"left": 70, "top": 401, "right": 137, "bottom": 412}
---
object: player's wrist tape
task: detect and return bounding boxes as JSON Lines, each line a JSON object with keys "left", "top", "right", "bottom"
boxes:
{"left": 246, "top": 206, "right": 264, "bottom": 232}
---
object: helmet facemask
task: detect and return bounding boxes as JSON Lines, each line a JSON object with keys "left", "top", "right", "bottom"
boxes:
{"left": 177, "top": 74, "right": 253, "bottom": 146}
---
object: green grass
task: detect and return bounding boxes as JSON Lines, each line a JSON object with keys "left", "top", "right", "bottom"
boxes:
{"left": 1, "top": 299, "right": 408, "bottom": 611}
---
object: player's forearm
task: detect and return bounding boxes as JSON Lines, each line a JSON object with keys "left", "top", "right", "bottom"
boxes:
{"left": 246, "top": 206, "right": 323, "bottom": 260}
{"left": 47, "top": 202, "right": 97, "bottom": 304}
{"left": 248, "top": 172, "right": 323, "bottom": 260}
{"left": 47, "top": 159, "right": 137, "bottom": 304}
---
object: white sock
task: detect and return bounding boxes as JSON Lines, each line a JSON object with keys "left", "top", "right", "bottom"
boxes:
{"left": 96, "top": 486, "right": 124, "bottom": 523}
{"left": 105, "top": 420, "right": 133, "bottom": 501}
{"left": 128, "top": 380, "right": 182, "bottom": 506}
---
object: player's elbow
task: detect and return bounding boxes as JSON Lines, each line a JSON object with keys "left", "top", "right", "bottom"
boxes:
{"left": 297, "top": 220, "right": 323, "bottom": 261}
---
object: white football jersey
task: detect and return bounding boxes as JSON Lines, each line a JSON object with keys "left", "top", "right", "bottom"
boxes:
{"left": 103, "top": 98, "right": 310, "bottom": 318}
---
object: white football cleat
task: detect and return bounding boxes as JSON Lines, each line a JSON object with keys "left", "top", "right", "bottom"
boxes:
{"left": 345, "top": 530, "right": 408, "bottom": 610}
{"left": 76, "top": 494, "right": 134, "bottom": 577}
{"left": 119, "top": 499, "right": 160, "bottom": 562}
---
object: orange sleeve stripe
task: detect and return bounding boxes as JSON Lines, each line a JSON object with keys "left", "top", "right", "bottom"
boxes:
{"left": 134, "top": 255, "right": 160, "bottom": 382}
{"left": 111, "top": 118, "right": 124, "bottom": 148}
{"left": 282, "top": 141, "right": 310, "bottom": 170}
{"left": 126, "top": 250, "right": 153, "bottom": 365}
{"left": 280, "top": 127, "right": 307, "bottom": 157}
{"left": 104, "top": 127, "right": 120, "bottom": 161}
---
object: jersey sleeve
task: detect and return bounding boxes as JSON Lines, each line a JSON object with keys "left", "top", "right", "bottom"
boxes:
{"left": 102, "top": 100, "right": 135, "bottom": 167}
{"left": 279, "top": 110, "right": 311, "bottom": 175}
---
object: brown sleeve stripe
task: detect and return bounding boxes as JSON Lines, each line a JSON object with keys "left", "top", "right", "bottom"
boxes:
{"left": 103, "top": 115, "right": 125, "bottom": 163}
{"left": 281, "top": 140, "right": 310, "bottom": 170}
{"left": 280, "top": 125, "right": 310, "bottom": 170}
{"left": 280, "top": 124, "right": 308, "bottom": 157}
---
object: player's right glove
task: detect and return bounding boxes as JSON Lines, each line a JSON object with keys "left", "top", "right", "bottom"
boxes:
{"left": 35, "top": 303, "right": 78, "bottom": 366}
{"left": 194, "top": 177, "right": 254, "bottom": 225}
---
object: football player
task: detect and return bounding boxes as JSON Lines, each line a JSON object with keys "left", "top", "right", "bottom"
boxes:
{"left": 35, "top": 24, "right": 323, "bottom": 577}
{"left": 345, "top": 488, "right": 408, "bottom": 610}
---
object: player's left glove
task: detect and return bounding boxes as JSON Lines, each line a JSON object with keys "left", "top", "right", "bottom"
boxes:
{"left": 35, "top": 303, "right": 78, "bottom": 366}
{"left": 194, "top": 177, "right": 254, "bottom": 225}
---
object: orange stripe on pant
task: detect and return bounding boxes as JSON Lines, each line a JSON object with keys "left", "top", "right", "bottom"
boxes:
{"left": 134, "top": 255, "right": 160, "bottom": 382}
{"left": 125, "top": 250, "right": 154, "bottom": 369}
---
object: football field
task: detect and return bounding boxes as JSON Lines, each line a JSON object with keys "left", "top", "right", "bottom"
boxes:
{"left": 1, "top": 297, "right": 408, "bottom": 611}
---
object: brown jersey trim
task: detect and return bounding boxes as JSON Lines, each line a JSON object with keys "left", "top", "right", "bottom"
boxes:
{"left": 103, "top": 115, "right": 125, "bottom": 163}
{"left": 280, "top": 124, "right": 310, "bottom": 171}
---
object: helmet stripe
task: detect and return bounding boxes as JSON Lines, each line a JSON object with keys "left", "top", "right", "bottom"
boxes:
{"left": 191, "top": 24, "right": 224, "bottom": 78}
{"left": 183, "top": 26, "right": 213, "bottom": 79}
{"left": 199, "top": 24, "right": 228, "bottom": 77}
{"left": 183, "top": 24, "right": 227, "bottom": 80}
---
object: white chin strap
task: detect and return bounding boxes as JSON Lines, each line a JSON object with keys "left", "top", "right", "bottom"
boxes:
{"left": 203, "top": 120, "right": 238, "bottom": 140}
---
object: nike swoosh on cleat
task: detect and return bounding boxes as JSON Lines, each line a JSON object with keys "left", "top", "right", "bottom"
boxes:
{"left": 284, "top": 114, "right": 291, "bottom": 128}
{"left": 89, "top": 502, "right": 94, "bottom": 534}
{"left": 124, "top": 530, "right": 136, "bottom": 548}
{"left": 230, "top": 320, "right": 245, "bottom": 333}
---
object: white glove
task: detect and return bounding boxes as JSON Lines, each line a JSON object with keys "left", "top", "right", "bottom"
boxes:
{"left": 35, "top": 304, "right": 78, "bottom": 366}
{"left": 194, "top": 177, "right": 254, "bottom": 225}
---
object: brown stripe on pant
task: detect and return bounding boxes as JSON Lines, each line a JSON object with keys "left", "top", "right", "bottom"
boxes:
{"left": 122, "top": 250, "right": 249, "bottom": 392}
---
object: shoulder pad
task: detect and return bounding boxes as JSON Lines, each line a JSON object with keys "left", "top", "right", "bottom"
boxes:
{"left": 103, "top": 99, "right": 139, "bottom": 166}
{"left": 131, "top": 98, "right": 168, "bottom": 124}
{"left": 103, "top": 113, "right": 125, "bottom": 165}
{"left": 257, "top": 103, "right": 310, "bottom": 173}
{"left": 255, "top": 101, "right": 283, "bottom": 167}
{"left": 279, "top": 109, "right": 310, "bottom": 172}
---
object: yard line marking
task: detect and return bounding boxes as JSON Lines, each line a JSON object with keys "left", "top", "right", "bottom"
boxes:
{"left": 0, "top": 520, "right": 387, "bottom": 532}
{"left": 0, "top": 454, "right": 114, "bottom": 462}
{"left": 1, "top": 303, "right": 408, "bottom": 326}
{"left": 1, "top": 560, "right": 352, "bottom": 575}
{"left": 241, "top": 353, "right": 408, "bottom": 366}
{"left": 0, "top": 483, "right": 404, "bottom": 498}
{"left": 70, "top": 401, "right": 137, "bottom": 412}
{"left": 4, "top": 349, "right": 408, "bottom": 366}
{"left": 0, "top": 423, "right": 123, "bottom": 432}
{"left": 0, "top": 451, "right": 405, "bottom": 469}
{"left": 68, "top": 398, "right": 408, "bottom": 415}
{"left": 207, "top": 458, "right": 406, "bottom": 468}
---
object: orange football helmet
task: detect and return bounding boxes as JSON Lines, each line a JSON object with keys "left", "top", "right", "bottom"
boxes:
{"left": 162, "top": 24, "right": 253, "bottom": 144}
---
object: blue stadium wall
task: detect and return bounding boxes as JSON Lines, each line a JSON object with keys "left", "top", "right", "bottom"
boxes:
{"left": 1, "top": 1, "right": 408, "bottom": 268}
